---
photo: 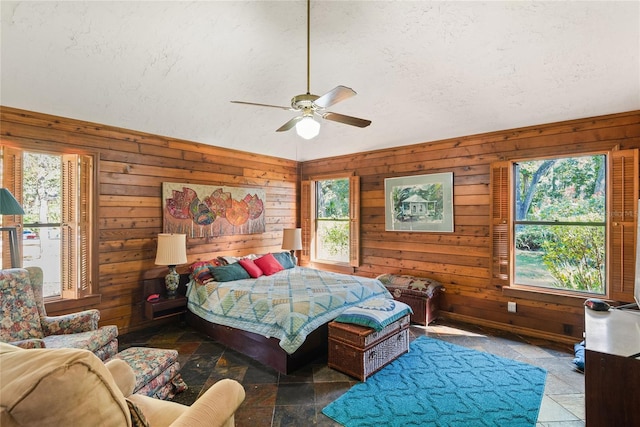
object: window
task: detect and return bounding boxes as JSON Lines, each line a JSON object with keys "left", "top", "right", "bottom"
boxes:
{"left": 301, "top": 175, "right": 360, "bottom": 269}
{"left": 513, "top": 155, "right": 606, "bottom": 294}
{"left": 2, "top": 147, "right": 96, "bottom": 299}
{"left": 491, "top": 149, "right": 638, "bottom": 301}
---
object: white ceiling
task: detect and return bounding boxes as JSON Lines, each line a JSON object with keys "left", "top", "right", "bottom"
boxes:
{"left": 1, "top": 1, "right": 638, "bottom": 161}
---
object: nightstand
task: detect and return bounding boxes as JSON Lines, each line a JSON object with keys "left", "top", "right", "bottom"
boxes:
{"left": 143, "top": 278, "right": 188, "bottom": 321}
{"left": 145, "top": 295, "right": 187, "bottom": 320}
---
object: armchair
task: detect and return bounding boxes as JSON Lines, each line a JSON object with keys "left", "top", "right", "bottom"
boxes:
{"left": 0, "top": 267, "right": 118, "bottom": 360}
{"left": 0, "top": 342, "right": 245, "bottom": 427}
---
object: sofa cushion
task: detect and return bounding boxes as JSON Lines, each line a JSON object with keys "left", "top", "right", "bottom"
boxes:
{"left": 42, "top": 325, "right": 119, "bottom": 354}
{"left": 0, "top": 342, "right": 131, "bottom": 427}
{"left": 110, "top": 346, "right": 187, "bottom": 399}
{"left": 0, "top": 268, "right": 44, "bottom": 342}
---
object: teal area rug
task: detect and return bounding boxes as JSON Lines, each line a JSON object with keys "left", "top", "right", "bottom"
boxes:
{"left": 322, "top": 336, "right": 547, "bottom": 427}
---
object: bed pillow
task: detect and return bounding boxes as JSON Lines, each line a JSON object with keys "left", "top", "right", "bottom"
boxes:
{"left": 189, "top": 259, "right": 222, "bottom": 285}
{"left": 238, "top": 258, "right": 263, "bottom": 278}
{"left": 254, "top": 253, "right": 284, "bottom": 276}
{"left": 217, "top": 256, "right": 239, "bottom": 265}
{"left": 209, "top": 262, "right": 251, "bottom": 282}
{"left": 218, "top": 254, "right": 260, "bottom": 265}
{"left": 272, "top": 251, "right": 296, "bottom": 269}
{"left": 334, "top": 298, "right": 413, "bottom": 331}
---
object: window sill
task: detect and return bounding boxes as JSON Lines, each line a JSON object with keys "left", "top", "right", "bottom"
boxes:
{"left": 44, "top": 294, "right": 102, "bottom": 315}
{"left": 502, "top": 286, "right": 592, "bottom": 307}
{"left": 309, "top": 261, "right": 355, "bottom": 275}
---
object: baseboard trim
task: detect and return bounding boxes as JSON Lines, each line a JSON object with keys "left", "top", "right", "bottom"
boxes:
{"left": 439, "top": 312, "right": 578, "bottom": 346}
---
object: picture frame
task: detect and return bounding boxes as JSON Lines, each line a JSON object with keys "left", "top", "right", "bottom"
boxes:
{"left": 384, "top": 172, "right": 454, "bottom": 232}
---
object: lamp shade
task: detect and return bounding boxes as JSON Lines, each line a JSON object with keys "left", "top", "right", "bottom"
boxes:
{"left": 0, "top": 188, "right": 25, "bottom": 215}
{"left": 295, "top": 116, "right": 320, "bottom": 140}
{"left": 155, "top": 233, "right": 187, "bottom": 266}
{"left": 281, "top": 228, "right": 302, "bottom": 251}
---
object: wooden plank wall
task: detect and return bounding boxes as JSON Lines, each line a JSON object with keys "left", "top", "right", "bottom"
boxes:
{"left": 301, "top": 110, "right": 640, "bottom": 344}
{"left": 1, "top": 106, "right": 299, "bottom": 334}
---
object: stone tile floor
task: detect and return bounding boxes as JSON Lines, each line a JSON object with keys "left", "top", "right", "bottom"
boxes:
{"left": 119, "top": 318, "right": 585, "bottom": 426}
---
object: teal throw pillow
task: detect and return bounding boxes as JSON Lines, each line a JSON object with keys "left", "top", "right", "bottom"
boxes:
{"left": 272, "top": 251, "right": 296, "bottom": 269}
{"left": 209, "top": 262, "right": 251, "bottom": 282}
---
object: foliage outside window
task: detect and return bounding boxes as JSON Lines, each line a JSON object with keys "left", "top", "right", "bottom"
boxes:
{"left": 513, "top": 155, "right": 606, "bottom": 294}
{"left": 22, "top": 152, "right": 63, "bottom": 297}
{"left": 301, "top": 175, "right": 360, "bottom": 269}
{"left": 2, "top": 147, "right": 95, "bottom": 299}
{"left": 315, "top": 179, "right": 350, "bottom": 263}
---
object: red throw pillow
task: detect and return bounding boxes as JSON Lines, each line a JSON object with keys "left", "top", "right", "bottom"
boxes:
{"left": 238, "top": 258, "right": 263, "bottom": 278}
{"left": 254, "top": 253, "right": 284, "bottom": 276}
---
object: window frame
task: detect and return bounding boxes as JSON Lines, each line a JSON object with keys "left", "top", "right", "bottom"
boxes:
{"left": 2, "top": 145, "right": 99, "bottom": 304}
{"left": 491, "top": 148, "right": 638, "bottom": 303}
{"left": 512, "top": 154, "right": 607, "bottom": 294}
{"left": 301, "top": 173, "right": 360, "bottom": 272}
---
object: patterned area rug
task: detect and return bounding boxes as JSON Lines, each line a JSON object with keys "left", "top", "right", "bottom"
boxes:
{"left": 322, "top": 336, "right": 547, "bottom": 427}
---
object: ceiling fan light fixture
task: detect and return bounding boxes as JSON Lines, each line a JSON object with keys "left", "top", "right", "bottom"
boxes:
{"left": 296, "top": 116, "right": 320, "bottom": 139}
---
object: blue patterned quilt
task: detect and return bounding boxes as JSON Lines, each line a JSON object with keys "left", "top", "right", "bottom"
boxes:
{"left": 186, "top": 267, "right": 392, "bottom": 354}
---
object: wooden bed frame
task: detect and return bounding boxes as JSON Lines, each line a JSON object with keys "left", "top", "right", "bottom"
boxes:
{"left": 186, "top": 311, "right": 328, "bottom": 374}
{"left": 177, "top": 273, "right": 329, "bottom": 374}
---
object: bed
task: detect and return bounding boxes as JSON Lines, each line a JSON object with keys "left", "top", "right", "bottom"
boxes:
{"left": 183, "top": 256, "right": 392, "bottom": 374}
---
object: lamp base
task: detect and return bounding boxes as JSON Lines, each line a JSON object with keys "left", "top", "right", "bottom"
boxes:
{"left": 0, "top": 227, "right": 21, "bottom": 268}
{"left": 165, "top": 266, "right": 179, "bottom": 299}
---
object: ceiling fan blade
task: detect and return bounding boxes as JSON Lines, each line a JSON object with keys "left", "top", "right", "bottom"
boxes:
{"left": 321, "top": 111, "right": 371, "bottom": 128}
{"left": 276, "top": 116, "right": 303, "bottom": 132}
{"left": 231, "top": 101, "right": 293, "bottom": 111}
{"left": 313, "top": 85, "right": 357, "bottom": 109}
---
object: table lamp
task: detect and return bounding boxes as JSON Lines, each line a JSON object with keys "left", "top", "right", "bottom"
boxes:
{"left": 0, "top": 188, "right": 25, "bottom": 268}
{"left": 281, "top": 228, "right": 302, "bottom": 264}
{"left": 154, "top": 233, "right": 187, "bottom": 298}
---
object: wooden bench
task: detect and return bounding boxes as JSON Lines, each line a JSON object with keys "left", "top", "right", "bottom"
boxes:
{"left": 377, "top": 274, "right": 445, "bottom": 326}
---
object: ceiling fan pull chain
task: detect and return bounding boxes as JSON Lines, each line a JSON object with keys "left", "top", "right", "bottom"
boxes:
{"left": 306, "top": 0, "right": 311, "bottom": 95}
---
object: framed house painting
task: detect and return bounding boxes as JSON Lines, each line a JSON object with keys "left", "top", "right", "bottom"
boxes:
{"left": 384, "top": 172, "right": 454, "bottom": 232}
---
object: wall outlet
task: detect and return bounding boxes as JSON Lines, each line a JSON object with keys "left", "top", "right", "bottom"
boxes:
{"left": 507, "top": 301, "right": 517, "bottom": 313}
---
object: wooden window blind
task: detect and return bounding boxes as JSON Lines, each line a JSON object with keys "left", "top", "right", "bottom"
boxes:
{"left": 490, "top": 161, "right": 511, "bottom": 287}
{"left": 300, "top": 180, "right": 312, "bottom": 264}
{"left": 608, "top": 148, "right": 638, "bottom": 301}
{"left": 490, "top": 149, "right": 638, "bottom": 302}
{"left": 4, "top": 148, "right": 94, "bottom": 299}
{"left": 1, "top": 147, "right": 23, "bottom": 268}
{"left": 301, "top": 175, "right": 361, "bottom": 268}
{"left": 349, "top": 175, "right": 360, "bottom": 267}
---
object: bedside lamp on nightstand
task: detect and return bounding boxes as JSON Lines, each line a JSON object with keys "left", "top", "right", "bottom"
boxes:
{"left": 155, "top": 233, "right": 187, "bottom": 298}
{"left": 282, "top": 228, "right": 302, "bottom": 264}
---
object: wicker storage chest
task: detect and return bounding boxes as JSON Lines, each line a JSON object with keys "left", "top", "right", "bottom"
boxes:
{"left": 328, "top": 315, "right": 410, "bottom": 381}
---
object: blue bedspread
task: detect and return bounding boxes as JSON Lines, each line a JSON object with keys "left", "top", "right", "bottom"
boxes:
{"left": 186, "top": 267, "right": 392, "bottom": 354}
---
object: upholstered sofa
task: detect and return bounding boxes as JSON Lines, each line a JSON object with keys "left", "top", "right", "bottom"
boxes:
{"left": 0, "top": 267, "right": 118, "bottom": 360}
{"left": 0, "top": 342, "right": 245, "bottom": 426}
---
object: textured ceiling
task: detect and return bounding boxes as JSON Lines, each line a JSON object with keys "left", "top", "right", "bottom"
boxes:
{"left": 1, "top": 1, "right": 638, "bottom": 161}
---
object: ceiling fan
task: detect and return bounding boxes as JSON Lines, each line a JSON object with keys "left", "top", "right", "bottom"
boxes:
{"left": 231, "top": 0, "right": 371, "bottom": 140}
